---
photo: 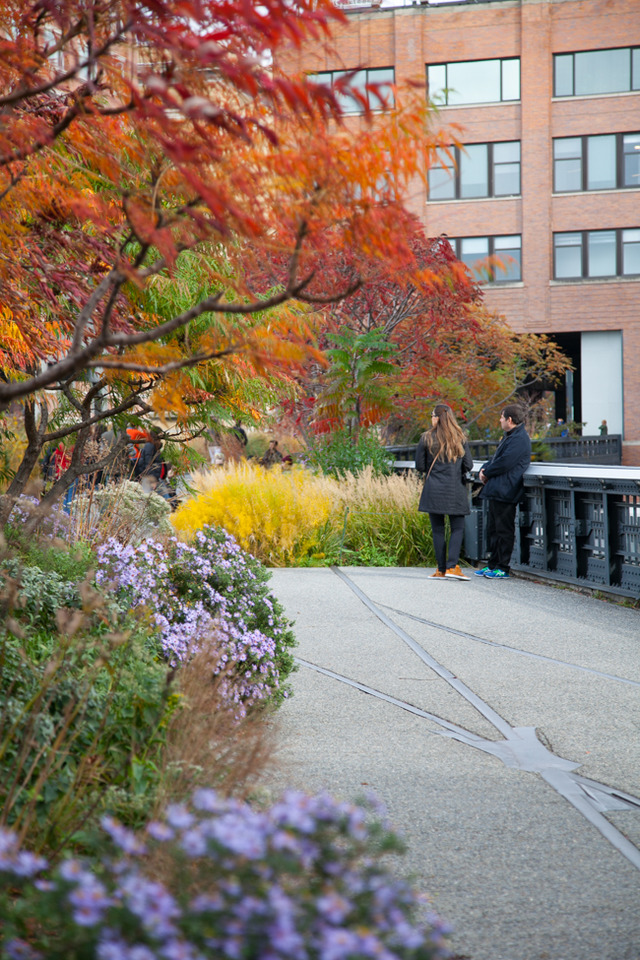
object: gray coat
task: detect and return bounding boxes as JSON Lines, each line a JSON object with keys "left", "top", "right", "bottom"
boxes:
{"left": 415, "top": 438, "right": 473, "bottom": 516}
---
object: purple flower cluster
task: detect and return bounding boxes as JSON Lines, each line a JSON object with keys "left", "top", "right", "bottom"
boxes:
{"left": 0, "top": 791, "right": 452, "bottom": 960}
{"left": 96, "top": 527, "right": 295, "bottom": 711}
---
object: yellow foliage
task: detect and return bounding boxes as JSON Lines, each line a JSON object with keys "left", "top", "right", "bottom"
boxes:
{"left": 172, "top": 463, "right": 338, "bottom": 566}
{"left": 172, "top": 462, "right": 434, "bottom": 567}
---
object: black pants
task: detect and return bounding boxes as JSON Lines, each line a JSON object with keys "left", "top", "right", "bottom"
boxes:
{"left": 429, "top": 513, "right": 465, "bottom": 573}
{"left": 486, "top": 499, "right": 517, "bottom": 573}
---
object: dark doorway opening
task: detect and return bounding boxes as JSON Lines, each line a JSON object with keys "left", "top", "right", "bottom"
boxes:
{"left": 548, "top": 332, "right": 582, "bottom": 426}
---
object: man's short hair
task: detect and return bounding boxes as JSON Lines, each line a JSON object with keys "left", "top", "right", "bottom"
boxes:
{"left": 502, "top": 404, "right": 525, "bottom": 425}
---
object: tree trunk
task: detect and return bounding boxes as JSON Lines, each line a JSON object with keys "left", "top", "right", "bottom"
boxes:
{"left": 0, "top": 402, "right": 48, "bottom": 526}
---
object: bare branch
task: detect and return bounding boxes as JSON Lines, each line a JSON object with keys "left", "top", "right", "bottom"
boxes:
{"left": 88, "top": 344, "right": 242, "bottom": 376}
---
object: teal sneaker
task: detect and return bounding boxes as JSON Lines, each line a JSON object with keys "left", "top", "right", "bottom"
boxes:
{"left": 474, "top": 566, "right": 491, "bottom": 577}
{"left": 484, "top": 568, "right": 510, "bottom": 579}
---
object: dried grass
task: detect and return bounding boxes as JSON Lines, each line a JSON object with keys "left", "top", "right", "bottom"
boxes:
{"left": 156, "top": 644, "right": 278, "bottom": 809}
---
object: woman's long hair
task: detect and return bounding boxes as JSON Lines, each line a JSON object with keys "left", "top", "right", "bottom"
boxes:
{"left": 422, "top": 403, "right": 466, "bottom": 462}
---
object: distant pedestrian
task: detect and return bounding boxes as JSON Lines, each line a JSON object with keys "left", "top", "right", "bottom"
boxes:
{"left": 415, "top": 403, "right": 473, "bottom": 580}
{"left": 475, "top": 404, "right": 531, "bottom": 580}
{"left": 231, "top": 420, "right": 248, "bottom": 447}
{"left": 599, "top": 419, "right": 608, "bottom": 436}
{"left": 260, "top": 439, "right": 283, "bottom": 468}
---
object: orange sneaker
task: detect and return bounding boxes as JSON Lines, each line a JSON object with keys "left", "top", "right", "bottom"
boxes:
{"left": 429, "top": 570, "right": 446, "bottom": 579}
{"left": 445, "top": 565, "right": 470, "bottom": 581}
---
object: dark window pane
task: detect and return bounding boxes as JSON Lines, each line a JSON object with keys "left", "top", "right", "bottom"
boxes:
{"left": 494, "top": 236, "right": 521, "bottom": 281}
{"left": 575, "top": 48, "right": 630, "bottom": 95}
{"left": 587, "top": 135, "right": 616, "bottom": 190}
{"left": 554, "top": 138, "right": 582, "bottom": 160}
{"left": 554, "top": 138, "right": 582, "bottom": 192}
{"left": 447, "top": 60, "right": 501, "bottom": 105}
{"left": 350, "top": 69, "right": 368, "bottom": 108}
{"left": 501, "top": 59, "right": 520, "bottom": 100}
{"left": 493, "top": 141, "right": 520, "bottom": 164}
{"left": 333, "top": 70, "right": 359, "bottom": 114}
{"left": 493, "top": 142, "right": 521, "bottom": 196}
{"left": 622, "top": 229, "right": 640, "bottom": 274}
{"left": 460, "top": 143, "right": 488, "bottom": 198}
{"left": 428, "top": 149, "right": 456, "bottom": 200}
{"left": 368, "top": 67, "right": 395, "bottom": 109}
{"left": 588, "top": 230, "right": 617, "bottom": 276}
{"left": 554, "top": 54, "right": 574, "bottom": 96}
{"left": 555, "top": 233, "right": 582, "bottom": 278}
{"left": 555, "top": 160, "right": 582, "bottom": 191}
{"left": 428, "top": 64, "right": 447, "bottom": 103}
{"left": 494, "top": 162, "right": 520, "bottom": 196}
{"left": 623, "top": 134, "right": 640, "bottom": 187}
{"left": 460, "top": 237, "right": 489, "bottom": 275}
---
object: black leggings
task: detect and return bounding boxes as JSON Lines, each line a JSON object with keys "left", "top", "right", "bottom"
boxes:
{"left": 486, "top": 499, "right": 517, "bottom": 573}
{"left": 429, "top": 513, "right": 465, "bottom": 573}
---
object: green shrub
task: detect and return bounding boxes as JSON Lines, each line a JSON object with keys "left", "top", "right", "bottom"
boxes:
{"left": 24, "top": 541, "right": 95, "bottom": 581}
{"left": 0, "top": 557, "right": 174, "bottom": 854}
{"left": 305, "top": 427, "right": 393, "bottom": 479}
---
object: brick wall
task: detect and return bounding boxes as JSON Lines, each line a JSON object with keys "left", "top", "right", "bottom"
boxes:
{"left": 280, "top": 0, "right": 640, "bottom": 461}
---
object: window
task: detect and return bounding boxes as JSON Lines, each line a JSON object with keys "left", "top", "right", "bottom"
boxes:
{"left": 428, "top": 141, "right": 521, "bottom": 200}
{"left": 450, "top": 235, "right": 522, "bottom": 282}
{"left": 553, "top": 229, "right": 640, "bottom": 279}
{"left": 554, "top": 48, "right": 640, "bottom": 97}
{"left": 311, "top": 67, "right": 394, "bottom": 114}
{"left": 427, "top": 58, "right": 520, "bottom": 106}
{"left": 624, "top": 134, "right": 640, "bottom": 188}
{"left": 553, "top": 133, "right": 640, "bottom": 192}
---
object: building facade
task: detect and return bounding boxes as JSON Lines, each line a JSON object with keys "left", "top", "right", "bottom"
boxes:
{"left": 283, "top": 0, "right": 640, "bottom": 462}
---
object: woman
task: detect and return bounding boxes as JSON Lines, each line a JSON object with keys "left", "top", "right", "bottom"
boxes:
{"left": 415, "top": 403, "right": 473, "bottom": 580}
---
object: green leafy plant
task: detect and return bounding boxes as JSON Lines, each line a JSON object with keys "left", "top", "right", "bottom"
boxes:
{"left": 305, "top": 427, "right": 393, "bottom": 479}
{"left": 0, "top": 557, "right": 174, "bottom": 854}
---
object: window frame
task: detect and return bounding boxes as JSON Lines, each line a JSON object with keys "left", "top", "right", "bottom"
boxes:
{"left": 311, "top": 67, "right": 395, "bottom": 114}
{"left": 553, "top": 47, "right": 640, "bottom": 98}
{"left": 553, "top": 229, "right": 640, "bottom": 279}
{"left": 428, "top": 141, "right": 521, "bottom": 201}
{"left": 426, "top": 58, "right": 520, "bottom": 106}
{"left": 553, "top": 132, "right": 640, "bottom": 192}
{"left": 450, "top": 235, "right": 522, "bottom": 283}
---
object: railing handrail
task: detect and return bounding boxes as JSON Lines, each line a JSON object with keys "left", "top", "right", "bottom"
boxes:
{"left": 386, "top": 434, "right": 623, "bottom": 466}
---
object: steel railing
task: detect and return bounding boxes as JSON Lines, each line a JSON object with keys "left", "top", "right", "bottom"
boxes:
{"left": 388, "top": 448, "right": 640, "bottom": 598}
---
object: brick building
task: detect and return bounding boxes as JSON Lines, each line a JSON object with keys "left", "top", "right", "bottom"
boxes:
{"left": 283, "top": 0, "right": 640, "bottom": 462}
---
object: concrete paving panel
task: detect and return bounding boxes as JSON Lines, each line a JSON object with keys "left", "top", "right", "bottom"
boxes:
{"left": 388, "top": 609, "right": 640, "bottom": 796}
{"left": 346, "top": 568, "right": 640, "bottom": 681}
{"left": 273, "top": 568, "right": 502, "bottom": 740}
{"left": 266, "top": 568, "right": 640, "bottom": 960}
{"left": 269, "top": 666, "right": 640, "bottom": 960}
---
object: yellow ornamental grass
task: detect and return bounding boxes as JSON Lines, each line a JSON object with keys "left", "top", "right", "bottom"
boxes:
{"left": 172, "top": 464, "right": 338, "bottom": 566}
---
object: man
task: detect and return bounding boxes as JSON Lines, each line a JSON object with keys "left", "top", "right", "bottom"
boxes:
{"left": 137, "top": 429, "right": 165, "bottom": 482}
{"left": 475, "top": 404, "right": 531, "bottom": 580}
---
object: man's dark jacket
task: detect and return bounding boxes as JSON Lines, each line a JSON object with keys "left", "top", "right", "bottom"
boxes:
{"left": 479, "top": 423, "right": 531, "bottom": 503}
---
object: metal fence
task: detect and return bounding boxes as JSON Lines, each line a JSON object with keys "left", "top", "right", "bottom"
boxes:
{"left": 387, "top": 447, "right": 640, "bottom": 599}
{"left": 504, "top": 463, "right": 640, "bottom": 599}
{"left": 386, "top": 434, "right": 622, "bottom": 467}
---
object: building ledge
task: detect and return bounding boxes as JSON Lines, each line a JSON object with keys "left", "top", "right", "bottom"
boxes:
{"left": 552, "top": 91, "right": 640, "bottom": 104}
{"left": 553, "top": 188, "right": 640, "bottom": 198}
{"left": 550, "top": 277, "right": 640, "bottom": 286}
{"left": 426, "top": 195, "right": 520, "bottom": 205}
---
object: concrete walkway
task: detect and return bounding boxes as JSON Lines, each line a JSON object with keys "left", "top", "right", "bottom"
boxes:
{"left": 266, "top": 566, "right": 640, "bottom": 960}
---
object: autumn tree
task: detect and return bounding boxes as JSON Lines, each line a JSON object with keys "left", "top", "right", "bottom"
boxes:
{"left": 275, "top": 221, "right": 569, "bottom": 440}
{"left": 0, "top": 0, "right": 459, "bottom": 516}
